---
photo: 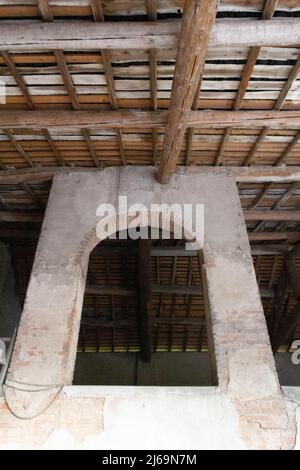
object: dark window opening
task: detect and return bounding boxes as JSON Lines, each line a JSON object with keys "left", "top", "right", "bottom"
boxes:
{"left": 73, "top": 229, "right": 216, "bottom": 386}
{"left": 252, "top": 244, "right": 300, "bottom": 386}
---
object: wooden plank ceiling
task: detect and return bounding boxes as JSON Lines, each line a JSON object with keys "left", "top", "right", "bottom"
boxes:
{"left": 0, "top": 0, "right": 300, "bottom": 355}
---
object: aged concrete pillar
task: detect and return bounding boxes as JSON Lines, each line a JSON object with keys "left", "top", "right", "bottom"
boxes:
{"left": 3, "top": 167, "right": 294, "bottom": 448}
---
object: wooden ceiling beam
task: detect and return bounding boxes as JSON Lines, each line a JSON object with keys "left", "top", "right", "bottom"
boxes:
{"left": 85, "top": 282, "right": 273, "bottom": 299}
{"left": 157, "top": 0, "right": 218, "bottom": 183}
{"left": 1, "top": 18, "right": 300, "bottom": 51}
{"left": 2, "top": 165, "right": 300, "bottom": 185}
{"left": 3, "top": 109, "right": 300, "bottom": 130}
{"left": 2, "top": 208, "right": 300, "bottom": 224}
{"left": 249, "top": 232, "right": 300, "bottom": 242}
{"left": 244, "top": 211, "right": 300, "bottom": 222}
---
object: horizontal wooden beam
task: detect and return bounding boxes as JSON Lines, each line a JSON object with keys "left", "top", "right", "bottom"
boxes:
{"left": 250, "top": 244, "right": 291, "bottom": 255}
{"left": 86, "top": 284, "right": 203, "bottom": 296}
{"left": 0, "top": 211, "right": 43, "bottom": 223}
{"left": 244, "top": 211, "right": 300, "bottom": 222}
{"left": 2, "top": 110, "right": 300, "bottom": 131}
{"left": 85, "top": 285, "right": 136, "bottom": 296}
{"left": 0, "top": 19, "right": 299, "bottom": 51}
{"left": 1, "top": 165, "right": 300, "bottom": 186}
{"left": 81, "top": 316, "right": 206, "bottom": 328}
{"left": 85, "top": 283, "right": 273, "bottom": 298}
{"left": 249, "top": 232, "right": 300, "bottom": 242}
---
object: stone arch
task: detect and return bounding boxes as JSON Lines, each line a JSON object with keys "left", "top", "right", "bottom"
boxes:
{"left": 4, "top": 175, "right": 203, "bottom": 418}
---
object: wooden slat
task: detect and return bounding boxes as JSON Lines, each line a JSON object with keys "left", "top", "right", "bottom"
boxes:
{"left": 157, "top": 0, "right": 218, "bottom": 183}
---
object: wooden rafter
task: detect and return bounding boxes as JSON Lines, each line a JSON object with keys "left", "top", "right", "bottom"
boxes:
{"left": 38, "top": 0, "right": 53, "bottom": 21}
{"left": 244, "top": 52, "right": 300, "bottom": 167}
{"left": 3, "top": 130, "right": 33, "bottom": 168}
{"left": 54, "top": 50, "right": 100, "bottom": 167}
{"left": 92, "top": 1, "right": 127, "bottom": 165}
{"left": 157, "top": 0, "right": 218, "bottom": 183}
{"left": 39, "top": 6, "right": 100, "bottom": 167}
{"left": 1, "top": 51, "right": 65, "bottom": 167}
{"left": 91, "top": 0, "right": 104, "bottom": 21}
{"left": 215, "top": 0, "right": 278, "bottom": 166}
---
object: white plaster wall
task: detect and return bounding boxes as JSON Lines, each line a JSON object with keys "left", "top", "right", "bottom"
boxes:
{"left": 1, "top": 386, "right": 299, "bottom": 449}
{"left": 283, "top": 387, "right": 300, "bottom": 450}
{"left": 77, "top": 387, "right": 246, "bottom": 451}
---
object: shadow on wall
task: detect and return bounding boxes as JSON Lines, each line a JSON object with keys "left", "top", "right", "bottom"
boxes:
{"left": 0, "top": 242, "right": 21, "bottom": 338}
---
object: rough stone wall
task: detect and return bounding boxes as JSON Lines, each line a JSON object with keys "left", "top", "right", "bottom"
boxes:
{"left": 0, "top": 167, "right": 297, "bottom": 449}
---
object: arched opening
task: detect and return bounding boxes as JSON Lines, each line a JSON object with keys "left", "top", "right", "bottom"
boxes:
{"left": 73, "top": 226, "right": 217, "bottom": 386}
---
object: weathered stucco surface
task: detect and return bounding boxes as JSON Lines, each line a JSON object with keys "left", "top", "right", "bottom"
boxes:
{"left": 0, "top": 387, "right": 299, "bottom": 450}
{"left": 0, "top": 167, "right": 298, "bottom": 449}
